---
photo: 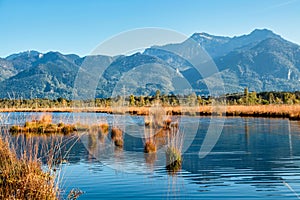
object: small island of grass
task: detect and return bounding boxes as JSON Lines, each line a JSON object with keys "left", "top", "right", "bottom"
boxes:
{"left": 9, "top": 114, "right": 77, "bottom": 135}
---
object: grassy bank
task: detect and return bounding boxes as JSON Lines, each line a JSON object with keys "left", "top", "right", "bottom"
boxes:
{"left": 220, "top": 105, "right": 300, "bottom": 120}
{"left": 1, "top": 105, "right": 300, "bottom": 120}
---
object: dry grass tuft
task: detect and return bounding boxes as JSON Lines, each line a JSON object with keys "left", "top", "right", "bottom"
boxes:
{"left": 111, "top": 127, "right": 122, "bottom": 140}
{"left": 166, "top": 146, "right": 182, "bottom": 174}
{"left": 0, "top": 137, "right": 58, "bottom": 199}
{"left": 111, "top": 127, "right": 123, "bottom": 147}
{"left": 144, "top": 141, "right": 156, "bottom": 153}
{"left": 114, "top": 138, "right": 124, "bottom": 147}
{"left": 99, "top": 123, "right": 109, "bottom": 134}
{"left": 165, "top": 126, "right": 183, "bottom": 174}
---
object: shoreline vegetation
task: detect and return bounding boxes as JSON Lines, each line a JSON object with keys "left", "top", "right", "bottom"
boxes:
{"left": 0, "top": 114, "right": 84, "bottom": 199}
{"left": 1, "top": 89, "right": 300, "bottom": 119}
{"left": 0, "top": 102, "right": 185, "bottom": 198}
{"left": 1, "top": 105, "right": 300, "bottom": 120}
{"left": 0, "top": 137, "right": 58, "bottom": 199}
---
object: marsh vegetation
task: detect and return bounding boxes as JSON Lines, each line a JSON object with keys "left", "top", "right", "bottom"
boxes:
{"left": 2, "top": 89, "right": 300, "bottom": 120}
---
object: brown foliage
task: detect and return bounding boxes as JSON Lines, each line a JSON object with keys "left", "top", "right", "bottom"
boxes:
{"left": 0, "top": 138, "right": 58, "bottom": 199}
{"left": 144, "top": 141, "right": 156, "bottom": 153}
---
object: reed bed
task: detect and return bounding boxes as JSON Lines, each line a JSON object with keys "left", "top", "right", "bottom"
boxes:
{"left": 0, "top": 136, "right": 58, "bottom": 199}
{"left": 224, "top": 105, "right": 300, "bottom": 119}
{"left": 134, "top": 105, "right": 300, "bottom": 120}
{"left": 3, "top": 105, "right": 300, "bottom": 120}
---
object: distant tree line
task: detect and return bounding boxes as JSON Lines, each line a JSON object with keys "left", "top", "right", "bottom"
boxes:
{"left": 1, "top": 89, "right": 300, "bottom": 109}
{"left": 224, "top": 88, "right": 300, "bottom": 105}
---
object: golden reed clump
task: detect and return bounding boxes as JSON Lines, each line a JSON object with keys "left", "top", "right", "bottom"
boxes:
{"left": 144, "top": 140, "right": 156, "bottom": 153}
{"left": 111, "top": 127, "right": 123, "bottom": 147}
{"left": 0, "top": 137, "right": 58, "bottom": 199}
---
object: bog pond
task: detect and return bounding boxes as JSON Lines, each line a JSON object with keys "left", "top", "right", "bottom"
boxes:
{"left": 1, "top": 112, "right": 300, "bottom": 199}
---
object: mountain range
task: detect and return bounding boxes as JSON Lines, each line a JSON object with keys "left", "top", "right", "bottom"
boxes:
{"left": 1, "top": 28, "right": 300, "bottom": 99}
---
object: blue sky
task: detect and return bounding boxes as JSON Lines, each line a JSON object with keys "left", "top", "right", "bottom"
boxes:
{"left": 0, "top": 0, "right": 299, "bottom": 57}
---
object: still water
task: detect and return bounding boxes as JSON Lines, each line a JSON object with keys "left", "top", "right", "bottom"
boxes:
{"left": 2, "top": 112, "right": 300, "bottom": 199}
